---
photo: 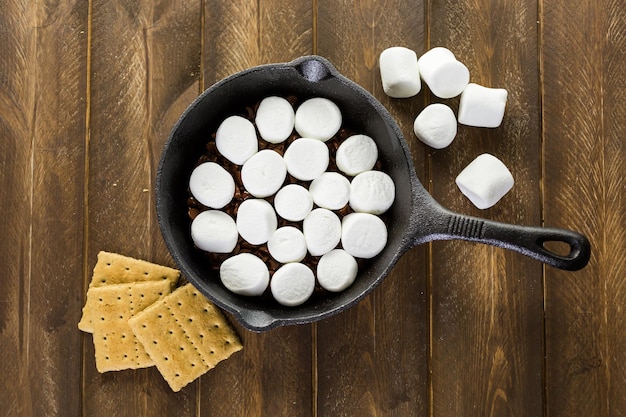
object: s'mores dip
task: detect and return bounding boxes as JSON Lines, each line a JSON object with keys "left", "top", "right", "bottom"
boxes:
{"left": 186, "top": 96, "right": 395, "bottom": 307}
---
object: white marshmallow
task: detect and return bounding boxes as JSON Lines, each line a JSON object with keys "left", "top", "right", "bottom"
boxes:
{"left": 349, "top": 170, "right": 395, "bottom": 215}
{"left": 335, "top": 134, "right": 379, "bottom": 176}
{"left": 341, "top": 213, "right": 388, "bottom": 259}
{"left": 236, "top": 198, "right": 277, "bottom": 245}
{"left": 241, "top": 149, "right": 287, "bottom": 198}
{"left": 303, "top": 208, "right": 341, "bottom": 256}
{"left": 274, "top": 184, "right": 313, "bottom": 221}
{"left": 309, "top": 172, "right": 351, "bottom": 210}
{"left": 190, "top": 210, "right": 238, "bottom": 253}
{"left": 316, "top": 249, "right": 358, "bottom": 292}
{"left": 267, "top": 226, "right": 307, "bottom": 263}
{"left": 255, "top": 96, "right": 295, "bottom": 144}
{"left": 413, "top": 103, "right": 457, "bottom": 149}
{"left": 294, "top": 97, "right": 342, "bottom": 142}
{"left": 188, "top": 162, "right": 235, "bottom": 209}
{"left": 283, "top": 137, "right": 329, "bottom": 181}
{"left": 458, "top": 83, "right": 508, "bottom": 128}
{"left": 455, "top": 153, "right": 514, "bottom": 209}
{"left": 417, "top": 47, "right": 470, "bottom": 99}
{"left": 215, "top": 115, "right": 258, "bottom": 165}
{"left": 220, "top": 253, "right": 269, "bottom": 296}
{"left": 270, "top": 263, "right": 316, "bottom": 307}
{"left": 379, "top": 46, "right": 421, "bottom": 98}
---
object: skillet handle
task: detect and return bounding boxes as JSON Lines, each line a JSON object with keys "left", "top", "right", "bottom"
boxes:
{"left": 428, "top": 212, "right": 591, "bottom": 271}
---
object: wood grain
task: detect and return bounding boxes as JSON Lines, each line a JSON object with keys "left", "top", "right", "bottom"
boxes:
{"left": 82, "top": 1, "right": 201, "bottom": 415}
{"left": 0, "top": 1, "right": 37, "bottom": 416}
{"left": 428, "top": 0, "right": 544, "bottom": 415}
{"left": 200, "top": 2, "right": 314, "bottom": 416}
{"left": 316, "top": 1, "right": 429, "bottom": 416}
{"left": 542, "top": 0, "right": 626, "bottom": 415}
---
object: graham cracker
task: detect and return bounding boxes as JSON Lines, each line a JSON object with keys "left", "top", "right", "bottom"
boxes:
{"left": 78, "top": 251, "right": 180, "bottom": 332}
{"left": 91, "top": 280, "right": 172, "bottom": 373}
{"left": 129, "top": 283, "right": 243, "bottom": 392}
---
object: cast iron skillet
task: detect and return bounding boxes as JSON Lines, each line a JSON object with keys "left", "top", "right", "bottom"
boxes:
{"left": 156, "top": 56, "right": 590, "bottom": 332}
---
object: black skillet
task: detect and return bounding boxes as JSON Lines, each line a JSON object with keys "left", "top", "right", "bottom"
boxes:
{"left": 156, "top": 56, "right": 590, "bottom": 332}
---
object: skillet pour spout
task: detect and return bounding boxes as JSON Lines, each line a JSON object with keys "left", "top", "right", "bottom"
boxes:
{"left": 156, "top": 55, "right": 591, "bottom": 332}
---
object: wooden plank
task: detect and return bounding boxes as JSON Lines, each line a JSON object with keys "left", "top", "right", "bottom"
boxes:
{"left": 26, "top": 2, "right": 89, "bottom": 416}
{"left": 428, "top": 0, "right": 545, "bottom": 415}
{"left": 0, "top": 1, "right": 37, "bottom": 416}
{"left": 542, "top": 0, "right": 626, "bottom": 415}
{"left": 316, "top": 1, "right": 429, "bottom": 416}
{"left": 199, "top": 1, "right": 314, "bottom": 416}
{"left": 82, "top": 1, "right": 201, "bottom": 415}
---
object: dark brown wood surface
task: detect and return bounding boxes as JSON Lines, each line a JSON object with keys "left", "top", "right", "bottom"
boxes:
{"left": 0, "top": 1, "right": 623, "bottom": 416}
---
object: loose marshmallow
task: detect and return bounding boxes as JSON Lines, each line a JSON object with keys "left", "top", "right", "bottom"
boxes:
{"left": 236, "top": 198, "right": 277, "bottom": 245}
{"left": 316, "top": 249, "right": 358, "bottom": 292}
{"left": 283, "top": 137, "right": 329, "bottom": 181}
{"left": 379, "top": 46, "right": 421, "bottom": 98}
{"left": 309, "top": 172, "right": 351, "bottom": 210}
{"left": 455, "top": 153, "right": 514, "bottom": 209}
{"left": 215, "top": 115, "right": 258, "bottom": 165}
{"left": 413, "top": 103, "right": 457, "bottom": 149}
{"left": 267, "top": 226, "right": 308, "bottom": 264}
{"left": 335, "top": 134, "right": 379, "bottom": 176}
{"left": 241, "top": 149, "right": 287, "bottom": 198}
{"left": 341, "top": 213, "right": 388, "bottom": 259}
{"left": 294, "top": 97, "right": 342, "bottom": 141}
{"left": 417, "top": 47, "right": 470, "bottom": 99}
{"left": 190, "top": 210, "right": 238, "bottom": 253}
{"left": 303, "top": 208, "right": 341, "bottom": 256}
{"left": 188, "top": 162, "right": 235, "bottom": 209}
{"left": 270, "top": 263, "right": 316, "bottom": 307}
{"left": 220, "top": 253, "right": 269, "bottom": 296}
{"left": 255, "top": 96, "right": 295, "bottom": 144}
{"left": 458, "top": 83, "right": 508, "bottom": 128}
{"left": 274, "top": 184, "right": 313, "bottom": 221}
{"left": 349, "top": 170, "right": 395, "bottom": 215}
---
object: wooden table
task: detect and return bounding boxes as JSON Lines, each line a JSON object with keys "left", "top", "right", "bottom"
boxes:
{"left": 1, "top": 1, "right": 624, "bottom": 416}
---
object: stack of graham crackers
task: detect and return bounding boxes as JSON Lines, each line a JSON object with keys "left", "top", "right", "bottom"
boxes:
{"left": 79, "top": 251, "right": 242, "bottom": 392}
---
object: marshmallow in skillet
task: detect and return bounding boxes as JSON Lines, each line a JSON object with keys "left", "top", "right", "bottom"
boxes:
{"left": 413, "top": 103, "right": 457, "bottom": 149}
{"left": 458, "top": 83, "right": 508, "bottom": 128}
{"left": 294, "top": 97, "right": 342, "bottom": 142}
{"left": 341, "top": 213, "right": 388, "bottom": 259}
{"left": 190, "top": 210, "right": 238, "bottom": 253}
{"left": 241, "top": 149, "right": 287, "bottom": 198}
{"left": 236, "top": 198, "right": 277, "bottom": 245}
{"left": 220, "top": 253, "right": 269, "bottom": 296}
{"left": 274, "top": 184, "right": 313, "bottom": 221}
{"left": 455, "top": 153, "right": 514, "bottom": 209}
{"left": 349, "top": 170, "right": 395, "bottom": 215}
{"left": 317, "top": 249, "right": 358, "bottom": 292}
{"left": 283, "top": 137, "right": 329, "bottom": 181}
{"left": 215, "top": 115, "right": 258, "bottom": 165}
{"left": 309, "top": 172, "right": 351, "bottom": 210}
{"left": 270, "top": 263, "right": 316, "bottom": 307}
{"left": 267, "top": 226, "right": 307, "bottom": 263}
{"left": 379, "top": 46, "right": 421, "bottom": 98}
{"left": 255, "top": 96, "right": 295, "bottom": 144}
{"left": 335, "top": 134, "right": 379, "bottom": 176}
{"left": 303, "top": 208, "right": 341, "bottom": 256}
{"left": 188, "top": 162, "right": 235, "bottom": 209}
{"left": 417, "top": 47, "right": 470, "bottom": 99}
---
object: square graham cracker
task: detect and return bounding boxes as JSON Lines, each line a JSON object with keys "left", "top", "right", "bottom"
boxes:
{"left": 78, "top": 251, "right": 180, "bottom": 332}
{"left": 91, "top": 280, "right": 172, "bottom": 373}
{"left": 129, "top": 283, "right": 243, "bottom": 392}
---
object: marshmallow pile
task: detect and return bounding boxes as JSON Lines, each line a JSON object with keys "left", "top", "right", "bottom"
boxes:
{"left": 380, "top": 46, "right": 514, "bottom": 209}
{"left": 188, "top": 96, "right": 395, "bottom": 307}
